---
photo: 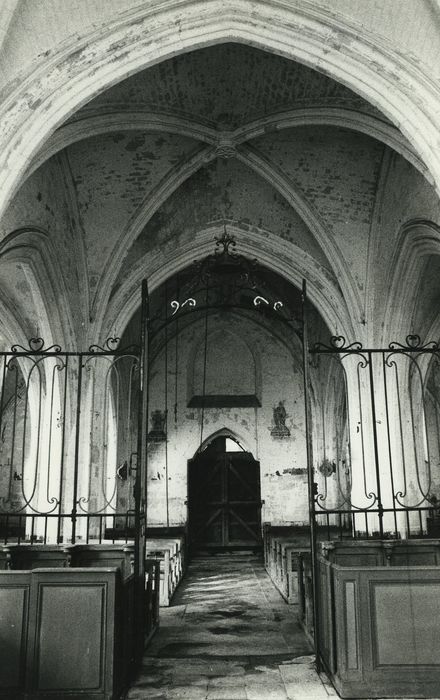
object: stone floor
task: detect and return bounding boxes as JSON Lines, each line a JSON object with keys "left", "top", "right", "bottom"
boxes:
{"left": 124, "top": 554, "right": 335, "bottom": 699}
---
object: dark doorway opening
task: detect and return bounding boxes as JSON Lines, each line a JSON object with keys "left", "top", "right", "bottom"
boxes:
{"left": 188, "top": 435, "right": 262, "bottom": 553}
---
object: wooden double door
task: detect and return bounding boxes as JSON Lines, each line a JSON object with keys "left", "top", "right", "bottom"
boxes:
{"left": 188, "top": 436, "right": 262, "bottom": 551}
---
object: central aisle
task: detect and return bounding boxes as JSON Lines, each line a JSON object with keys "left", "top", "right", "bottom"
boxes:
{"left": 125, "top": 555, "right": 336, "bottom": 699}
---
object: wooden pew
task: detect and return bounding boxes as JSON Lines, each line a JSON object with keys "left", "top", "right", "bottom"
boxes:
{"left": 262, "top": 522, "right": 348, "bottom": 606}
{"left": 145, "top": 559, "right": 160, "bottom": 642}
{"left": 145, "top": 528, "right": 187, "bottom": 606}
{"left": 262, "top": 524, "right": 311, "bottom": 603}
{"left": 0, "top": 567, "right": 129, "bottom": 699}
{"left": 4, "top": 543, "right": 70, "bottom": 570}
{"left": 67, "top": 542, "right": 135, "bottom": 578}
{"left": 320, "top": 537, "right": 440, "bottom": 566}
{"left": 316, "top": 542, "right": 440, "bottom": 698}
{"left": 0, "top": 542, "right": 161, "bottom": 653}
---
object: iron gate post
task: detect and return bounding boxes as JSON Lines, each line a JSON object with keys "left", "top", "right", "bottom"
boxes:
{"left": 301, "top": 279, "right": 321, "bottom": 672}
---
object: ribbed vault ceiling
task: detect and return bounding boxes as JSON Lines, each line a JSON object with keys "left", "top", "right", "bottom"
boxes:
{"left": 72, "top": 43, "right": 385, "bottom": 128}
{"left": 17, "top": 41, "right": 425, "bottom": 337}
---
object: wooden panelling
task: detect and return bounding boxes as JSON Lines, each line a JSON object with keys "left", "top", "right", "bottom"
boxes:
{"left": 0, "top": 574, "right": 29, "bottom": 690}
{"left": 331, "top": 552, "right": 380, "bottom": 567}
{"left": 323, "top": 562, "right": 440, "bottom": 698}
{"left": 35, "top": 583, "right": 106, "bottom": 690}
{"left": 317, "top": 559, "right": 335, "bottom": 672}
{"left": 7, "top": 546, "right": 69, "bottom": 570}
{"left": 0, "top": 568, "right": 120, "bottom": 699}
{"left": 27, "top": 569, "right": 116, "bottom": 698}
{"left": 68, "top": 544, "right": 134, "bottom": 578}
{"left": 389, "top": 550, "right": 437, "bottom": 566}
{"left": 146, "top": 532, "right": 186, "bottom": 606}
{"left": 145, "top": 560, "right": 160, "bottom": 641}
{"left": 0, "top": 547, "right": 160, "bottom": 699}
{"left": 344, "top": 581, "right": 358, "bottom": 670}
{"left": 372, "top": 581, "right": 440, "bottom": 666}
{"left": 320, "top": 538, "right": 440, "bottom": 567}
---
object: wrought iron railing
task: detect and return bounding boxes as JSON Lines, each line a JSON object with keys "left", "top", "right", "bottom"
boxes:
{"left": 0, "top": 336, "right": 143, "bottom": 545}
{"left": 307, "top": 333, "right": 440, "bottom": 541}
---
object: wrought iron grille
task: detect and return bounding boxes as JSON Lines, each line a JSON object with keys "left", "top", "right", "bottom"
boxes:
{"left": 306, "top": 334, "right": 440, "bottom": 540}
{"left": 0, "top": 336, "right": 143, "bottom": 544}
{"left": 148, "top": 230, "right": 302, "bottom": 336}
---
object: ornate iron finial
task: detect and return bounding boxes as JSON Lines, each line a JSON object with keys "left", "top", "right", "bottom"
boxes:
{"left": 214, "top": 228, "right": 237, "bottom": 256}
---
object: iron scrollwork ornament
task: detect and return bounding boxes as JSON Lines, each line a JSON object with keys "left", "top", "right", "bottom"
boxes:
{"left": 312, "top": 336, "right": 363, "bottom": 353}
{"left": 89, "top": 337, "right": 120, "bottom": 353}
{"left": 388, "top": 334, "right": 439, "bottom": 352}
{"left": 11, "top": 337, "right": 62, "bottom": 354}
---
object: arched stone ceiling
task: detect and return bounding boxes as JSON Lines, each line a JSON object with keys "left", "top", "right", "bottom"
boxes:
{"left": 71, "top": 43, "right": 385, "bottom": 129}
{"left": 250, "top": 127, "right": 384, "bottom": 228}
{"left": 113, "top": 157, "right": 330, "bottom": 288}
{"left": 6, "top": 40, "right": 434, "bottom": 344}
{"left": 414, "top": 256, "right": 440, "bottom": 336}
{"left": 64, "top": 130, "right": 202, "bottom": 290}
{"left": 107, "top": 125, "right": 384, "bottom": 301}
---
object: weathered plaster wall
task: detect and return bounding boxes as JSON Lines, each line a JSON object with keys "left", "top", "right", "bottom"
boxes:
{"left": 0, "top": 157, "right": 83, "bottom": 344}
{"left": 312, "top": 0, "right": 440, "bottom": 81}
{"left": 146, "top": 313, "right": 309, "bottom": 527}
{"left": 77, "top": 42, "right": 382, "bottom": 127}
{"left": 65, "top": 131, "right": 200, "bottom": 301}
{"left": 368, "top": 151, "right": 440, "bottom": 342}
{"left": 251, "top": 126, "right": 385, "bottom": 299}
{"left": 116, "top": 156, "right": 330, "bottom": 287}
{"left": 0, "top": 0, "right": 141, "bottom": 88}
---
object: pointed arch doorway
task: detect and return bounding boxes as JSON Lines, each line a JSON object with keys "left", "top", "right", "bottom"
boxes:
{"left": 188, "top": 433, "right": 262, "bottom": 552}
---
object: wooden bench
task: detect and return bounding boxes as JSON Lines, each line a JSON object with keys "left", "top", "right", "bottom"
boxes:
{"left": 262, "top": 523, "right": 350, "bottom": 606}
{"left": 145, "top": 528, "right": 187, "bottom": 606}
{"left": 262, "top": 525, "right": 312, "bottom": 604}
{"left": 145, "top": 538, "right": 182, "bottom": 606}
{"left": 145, "top": 559, "right": 160, "bottom": 642}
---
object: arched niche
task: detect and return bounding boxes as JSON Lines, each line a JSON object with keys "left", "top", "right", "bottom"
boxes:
{"left": 188, "top": 326, "right": 261, "bottom": 407}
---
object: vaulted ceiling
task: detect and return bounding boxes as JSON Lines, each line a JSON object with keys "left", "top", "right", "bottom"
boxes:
{"left": 2, "top": 42, "right": 439, "bottom": 347}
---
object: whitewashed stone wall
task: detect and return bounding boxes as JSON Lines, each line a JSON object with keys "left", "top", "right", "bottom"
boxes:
{"left": 146, "top": 313, "right": 308, "bottom": 527}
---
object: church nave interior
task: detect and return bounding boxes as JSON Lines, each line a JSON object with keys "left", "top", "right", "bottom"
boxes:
{"left": 1, "top": 6, "right": 440, "bottom": 698}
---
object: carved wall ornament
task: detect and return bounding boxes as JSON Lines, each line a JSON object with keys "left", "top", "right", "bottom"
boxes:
{"left": 215, "top": 135, "right": 237, "bottom": 159}
{"left": 317, "top": 458, "right": 336, "bottom": 477}
{"left": 147, "top": 409, "right": 167, "bottom": 441}
{"left": 270, "top": 401, "right": 290, "bottom": 438}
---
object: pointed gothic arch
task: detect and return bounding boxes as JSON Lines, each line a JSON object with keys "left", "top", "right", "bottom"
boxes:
{"left": 0, "top": 0, "right": 439, "bottom": 225}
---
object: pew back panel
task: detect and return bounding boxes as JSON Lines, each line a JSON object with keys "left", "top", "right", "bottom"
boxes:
{"left": 0, "top": 571, "right": 30, "bottom": 693}
{"left": 29, "top": 568, "right": 117, "bottom": 697}
{"left": 319, "top": 538, "right": 440, "bottom": 567}
{"left": 0, "top": 568, "right": 120, "bottom": 699}
{"left": 6, "top": 545, "right": 69, "bottom": 570}
{"left": 68, "top": 544, "right": 134, "bottom": 578}
{"left": 316, "top": 550, "right": 440, "bottom": 698}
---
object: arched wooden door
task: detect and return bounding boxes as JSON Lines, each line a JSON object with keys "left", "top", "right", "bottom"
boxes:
{"left": 188, "top": 436, "right": 262, "bottom": 551}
